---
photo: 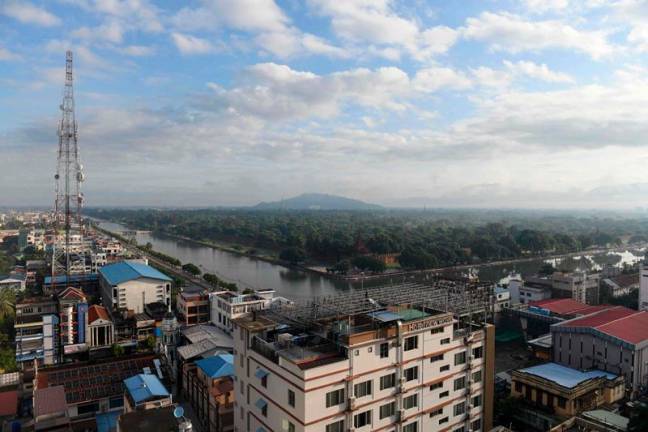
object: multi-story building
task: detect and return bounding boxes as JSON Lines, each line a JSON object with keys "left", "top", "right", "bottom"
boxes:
{"left": 177, "top": 289, "right": 211, "bottom": 326}
{"left": 551, "top": 305, "right": 648, "bottom": 396}
{"left": 509, "top": 277, "right": 552, "bottom": 305}
{"left": 601, "top": 273, "right": 639, "bottom": 298}
{"left": 510, "top": 363, "right": 624, "bottom": 430}
{"left": 57, "top": 286, "right": 88, "bottom": 349}
{"left": 233, "top": 288, "right": 495, "bottom": 432}
{"left": 552, "top": 271, "right": 600, "bottom": 305}
{"left": 99, "top": 260, "right": 172, "bottom": 314}
{"left": 639, "top": 263, "right": 648, "bottom": 311}
{"left": 86, "top": 305, "right": 114, "bottom": 349}
{"left": 211, "top": 291, "right": 270, "bottom": 334}
{"left": 15, "top": 297, "right": 59, "bottom": 367}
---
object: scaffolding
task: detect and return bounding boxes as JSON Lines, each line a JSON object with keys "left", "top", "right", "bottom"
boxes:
{"left": 262, "top": 277, "right": 495, "bottom": 330}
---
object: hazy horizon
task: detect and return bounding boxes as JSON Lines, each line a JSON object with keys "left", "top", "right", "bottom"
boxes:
{"left": 3, "top": 1, "right": 648, "bottom": 208}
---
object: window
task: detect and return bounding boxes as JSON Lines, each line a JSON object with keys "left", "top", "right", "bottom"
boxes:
{"left": 439, "top": 417, "right": 449, "bottom": 424}
{"left": 454, "top": 377, "right": 466, "bottom": 391}
{"left": 472, "top": 394, "right": 482, "bottom": 408}
{"left": 403, "top": 394, "right": 418, "bottom": 409}
{"left": 472, "top": 370, "right": 482, "bottom": 382}
{"left": 261, "top": 404, "right": 267, "bottom": 417}
{"left": 380, "top": 373, "right": 396, "bottom": 390}
{"left": 439, "top": 390, "right": 449, "bottom": 398}
{"left": 454, "top": 402, "right": 466, "bottom": 416}
{"left": 430, "top": 408, "right": 443, "bottom": 417}
{"left": 440, "top": 365, "right": 450, "bottom": 372}
{"left": 430, "top": 382, "right": 443, "bottom": 391}
{"left": 403, "top": 422, "right": 418, "bottom": 432}
{"left": 354, "top": 410, "right": 372, "bottom": 428}
{"left": 431, "top": 327, "right": 444, "bottom": 334}
{"left": 471, "top": 419, "right": 482, "bottom": 431}
{"left": 454, "top": 351, "right": 466, "bottom": 366}
{"left": 288, "top": 389, "right": 295, "bottom": 407}
{"left": 558, "top": 397, "right": 567, "bottom": 409}
{"left": 440, "top": 338, "right": 450, "bottom": 345}
{"left": 354, "top": 380, "right": 373, "bottom": 397}
{"left": 430, "top": 354, "right": 444, "bottom": 363}
{"left": 288, "top": 422, "right": 295, "bottom": 432}
{"left": 326, "top": 420, "right": 344, "bottom": 432}
{"left": 453, "top": 427, "right": 465, "bottom": 432}
{"left": 326, "top": 389, "right": 344, "bottom": 407}
{"left": 380, "top": 342, "right": 389, "bottom": 358}
{"left": 379, "top": 401, "right": 396, "bottom": 419}
{"left": 404, "top": 336, "right": 418, "bottom": 351}
{"left": 472, "top": 346, "right": 483, "bottom": 359}
{"left": 404, "top": 366, "right": 418, "bottom": 381}
{"left": 261, "top": 375, "right": 267, "bottom": 388}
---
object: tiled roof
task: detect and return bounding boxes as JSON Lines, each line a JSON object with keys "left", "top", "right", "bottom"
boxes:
{"left": 559, "top": 306, "right": 637, "bottom": 328}
{"left": 34, "top": 386, "right": 68, "bottom": 417}
{"left": 88, "top": 304, "right": 111, "bottom": 324}
{"left": 0, "top": 390, "right": 18, "bottom": 417}
{"left": 99, "top": 261, "right": 172, "bottom": 285}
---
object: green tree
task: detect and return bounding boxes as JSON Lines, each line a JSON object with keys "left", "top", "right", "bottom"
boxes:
{"left": 351, "top": 256, "right": 386, "bottom": 273}
{"left": 279, "top": 247, "right": 306, "bottom": 264}
{"left": 112, "top": 343, "right": 125, "bottom": 357}
{"left": 538, "top": 263, "right": 556, "bottom": 276}
{"left": 182, "top": 263, "right": 201, "bottom": 276}
{"left": 145, "top": 335, "right": 156, "bottom": 350}
{"left": 399, "top": 247, "right": 437, "bottom": 270}
{"left": 0, "top": 288, "right": 15, "bottom": 321}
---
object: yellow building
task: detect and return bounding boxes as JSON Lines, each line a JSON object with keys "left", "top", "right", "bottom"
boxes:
{"left": 511, "top": 362, "right": 624, "bottom": 418}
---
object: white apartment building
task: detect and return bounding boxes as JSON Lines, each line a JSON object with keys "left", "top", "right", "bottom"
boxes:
{"left": 640, "top": 263, "right": 648, "bottom": 311}
{"left": 99, "top": 260, "right": 172, "bottom": 313}
{"left": 211, "top": 291, "right": 272, "bottom": 334}
{"left": 233, "top": 299, "right": 494, "bottom": 432}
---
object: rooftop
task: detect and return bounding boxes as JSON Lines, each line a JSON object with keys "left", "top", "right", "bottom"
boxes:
{"left": 177, "top": 339, "right": 231, "bottom": 361}
{"left": 529, "top": 298, "right": 611, "bottom": 316}
{"left": 195, "top": 354, "right": 235, "bottom": 379}
{"left": 36, "top": 354, "right": 158, "bottom": 405}
{"left": 0, "top": 390, "right": 18, "bottom": 417}
{"left": 44, "top": 273, "right": 99, "bottom": 284}
{"left": 124, "top": 374, "right": 170, "bottom": 404}
{"left": 34, "top": 385, "right": 67, "bottom": 417}
{"left": 557, "top": 308, "right": 648, "bottom": 345}
{"left": 181, "top": 324, "right": 231, "bottom": 345}
{"left": 88, "top": 304, "right": 111, "bottom": 324}
{"left": 99, "top": 260, "right": 171, "bottom": 285}
{"left": 58, "top": 286, "right": 86, "bottom": 301}
{"left": 117, "top": 405, "right": 180, "bottom": 431}
{"left": 581, "top": 409, "right": 629, "bottom": 430}
{"left": 517, "top": 362, "right": 617, "bottom": 389}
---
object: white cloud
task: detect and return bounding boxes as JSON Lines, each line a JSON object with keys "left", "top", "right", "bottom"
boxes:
{"left": 0, "top": 47, "right": 21, "bottom": 61}
{"left": 503, "top": 60, "right": 574, "bottom": 83}
{"left": 119, "top": 45, "right": 156, "bottom": 57}
{"left": 524, "top": 0, "right": 570, "bottom": 13}
{"left": 82, "top": 0, "right": 163, "bottom": 33}
{"left": 1, "top": 1, "right": 61, "bottom": 26}
{"left": 413, "top": 67, "right": 472, "bottom": 92}
{"left": 463, "top": 12, "right": 614, "bottom": 60}
{"left": 308, "top": 0, "right": 459, "bottom": 61}
{"left": 71, "top": 21, "right": 125, "bottom": 44}
{"left": 470, "top": 67, "right": 512, "bottom": 89}
{"left": 171, "top": 33, "right": 214, "bottom": 55}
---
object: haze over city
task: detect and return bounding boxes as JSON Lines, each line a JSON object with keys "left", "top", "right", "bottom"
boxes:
{"left": 2, "top": 0, "right": 648, "bottom": 208}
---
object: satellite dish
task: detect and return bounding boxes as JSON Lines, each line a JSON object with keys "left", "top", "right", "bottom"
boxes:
{"left": 174, "top": 406, "right": 185, "bottom": 418}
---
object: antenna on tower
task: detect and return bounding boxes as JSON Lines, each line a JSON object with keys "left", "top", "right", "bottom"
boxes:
{"left": 51, "top": 50, "right": 85, "bottom": 290}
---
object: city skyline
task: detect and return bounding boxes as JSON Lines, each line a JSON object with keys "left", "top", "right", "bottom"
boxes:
{"left": 2, "top": 0, "right": 648, "bottom": 208}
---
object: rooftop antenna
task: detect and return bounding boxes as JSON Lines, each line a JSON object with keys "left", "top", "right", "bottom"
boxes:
{"left": 52, "top": 50, "right": 85, "bottom": 287}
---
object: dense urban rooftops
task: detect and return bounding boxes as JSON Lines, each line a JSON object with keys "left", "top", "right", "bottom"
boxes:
{"left": 529, "top": 298, "right": 611, "bottom": 316}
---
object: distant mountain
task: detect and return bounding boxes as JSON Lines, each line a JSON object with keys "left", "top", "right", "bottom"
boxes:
{"left": 253, "top": 193, "right": 382, "bottom": 210}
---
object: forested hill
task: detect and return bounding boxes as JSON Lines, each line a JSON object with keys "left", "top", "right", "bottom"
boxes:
{"left": 85, "top": 208, "right": 648, "bottom": 270}
{"left": 254, "top": 193, "right": 382, "bottom": 210}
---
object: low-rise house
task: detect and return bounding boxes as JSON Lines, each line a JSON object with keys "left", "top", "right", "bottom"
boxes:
{"left": 87, "top": 305, "right": 114, "bottom": 349}
{"left": 0, "top": 273, "right": 26, "bottom": 292}
{"left": 123, "top": 374, "right": 172, "bottom": 413}
{"left": 99, "top": 261, "right": 172, "bottom": 313}
{"left": 601, "top": 273, "right": 639, "bottom": 298}
{"left": 511, "top": 363, "right": 624, "bottom": 418}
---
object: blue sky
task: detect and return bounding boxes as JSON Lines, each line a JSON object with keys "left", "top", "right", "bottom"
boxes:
{"left": 2, "top": 0, "right": 648, "bottom": 208}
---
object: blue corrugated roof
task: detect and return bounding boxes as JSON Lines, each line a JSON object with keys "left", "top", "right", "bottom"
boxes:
{"left": 519, "top": 363, "right": 617, "bottom": 389}
{"left": 96, "top": 410, "right": 120, "bottom": 432}
{"left": 99, "top": 261, "right": 172, "bottom": 285}
{"left": 123, "top": 374, "right": 169, "bottom": 404}
{"left": 196, "top": 354, "right": 234, "bottom": 379}
{"left": 44, "top": 273, "right": 99, "bottom": 284}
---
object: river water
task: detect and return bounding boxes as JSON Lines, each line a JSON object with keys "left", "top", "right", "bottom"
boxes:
{"left": 97, "top": 220, "right": 645, "bottom": 299}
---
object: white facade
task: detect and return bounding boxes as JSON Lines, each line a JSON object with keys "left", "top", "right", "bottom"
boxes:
{"left": 211, "top": 291, "right": 270, "bottom": 334}
{"left": 640, "top": 263, "right": 648, "bottom": 311}
{"left": 101, "top": 277, "right": 170, "bottom": 313}
{"left": 233, "top": 312, "right": 492, "bottom": 432}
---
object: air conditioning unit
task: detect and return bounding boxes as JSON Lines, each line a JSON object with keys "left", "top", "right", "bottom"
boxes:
{"left": 469, "top": 355, "right": 474, "bottom": 362}
{"left": 348, "top": 396, "right": 356, "bottom": 409}
{"left": 398, "top": 409, "right": 406, "bottom": 420}
{"left": 399, "top": 377, "right": 406, "bottom": 385}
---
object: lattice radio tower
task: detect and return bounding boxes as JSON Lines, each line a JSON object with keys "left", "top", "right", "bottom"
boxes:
{"left": 52, "top": 50, "right": 85, "bottom": 282}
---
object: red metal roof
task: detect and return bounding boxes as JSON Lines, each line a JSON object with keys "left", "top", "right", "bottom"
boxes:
{"left": 597, "top": 311, "right": 648, "bottom": 344}
{"left": 530, "top": 298, "right": 612, "bottom": 316}
{"left": 34, "top": 385, "right": 67, "bottom": 417}
{"left": 559, "top": 306, "right": 637, "bottom": 328}
{"left": 0, "top": 390, "right": 18, "bottom": 417}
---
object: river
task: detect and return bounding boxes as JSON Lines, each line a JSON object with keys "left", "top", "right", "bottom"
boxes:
{"left": 96, "top": 220, "right": 645, "bottom": 299}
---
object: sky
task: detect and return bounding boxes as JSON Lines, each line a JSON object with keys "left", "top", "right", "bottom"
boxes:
{"left": 2, "top": 0, "right": 648, "bottom": 208}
